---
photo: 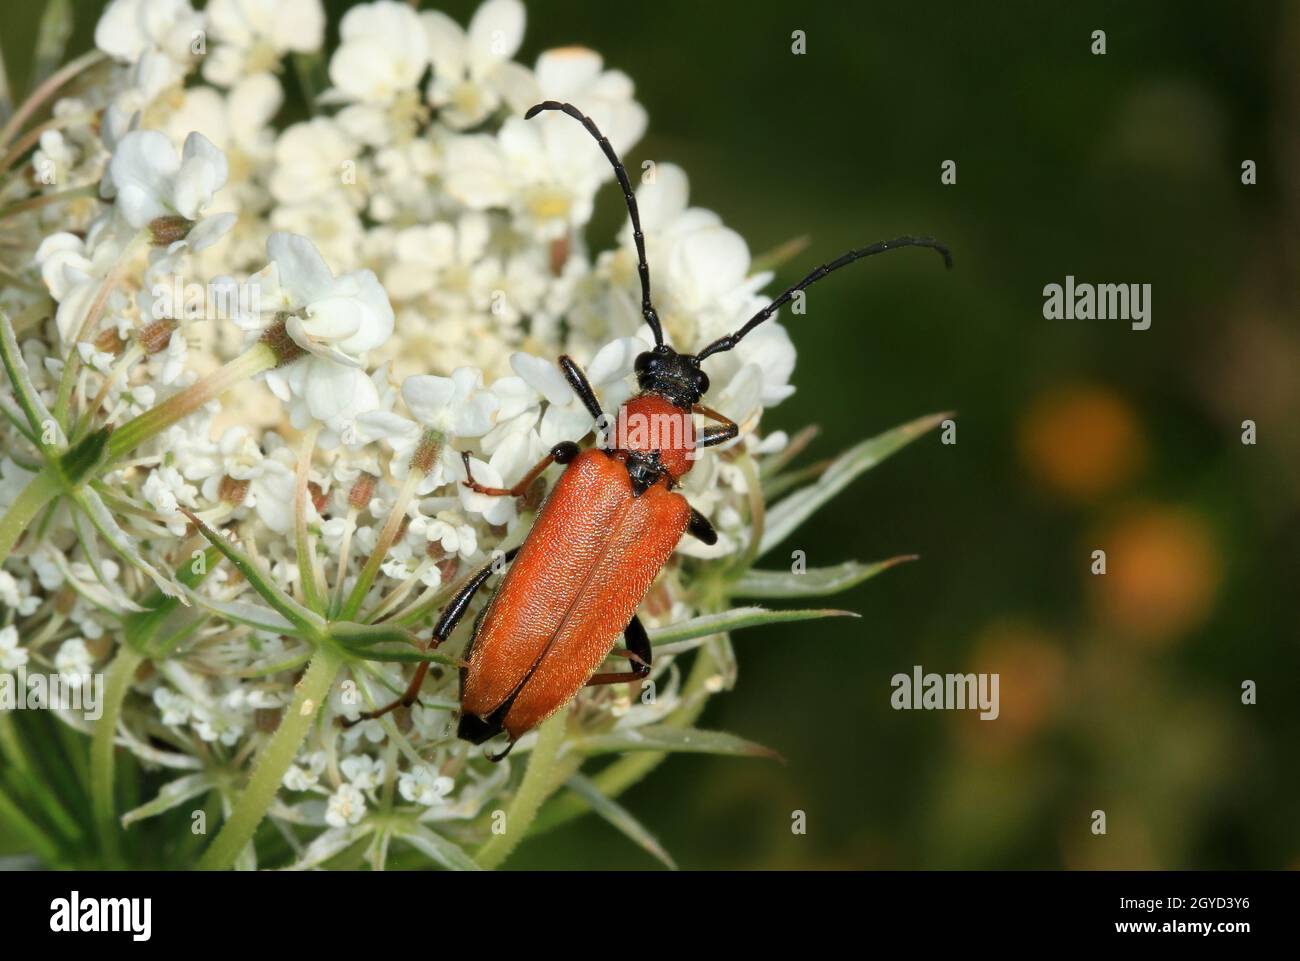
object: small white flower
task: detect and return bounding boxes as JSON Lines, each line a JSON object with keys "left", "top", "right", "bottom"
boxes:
{"left": 340, "top": 754, "right": 387, "bottom": 791}
{"left": 95, "top": 0, "right": 203, "bottom": 97}
{"left": 204, "top": 0, "right": 326, "bottom": 87}
{"left": 423, "top": 0, "right": 531, "bottom": 129}
{"left": 330, "top": 1, "right": 429, "bottom": 104}
{"left": 325, "top": 783, "right": 367, "bottom": 827}
{"left": 153, "top": 687, "right": 193, "bottom": 726}
{"left": 54, "top": 639, "right": 95, "bottom": 689}
{"left": 398, "top": 765, "right": 455, "bottom": 807}
{"left": 0, "top": 626, "right": 29, "bottom": 672}
{"left": 0, "top": 573, "right": 40, "bottom": 617}
{"left": 142, "top": 465, "right": 198, "bottom": 534}
{"left": 104, "top": 130, "right": 235, "bottom": 251}
{"left": 401, "top": 367, "right": 499, "bottom": 438}
{"left": 283, "top": 751, "right": 327, "bottom": 791}
{"left": 269, "top": 118, "right": 359, "bottom": 206}
{"left": 252, "top": 233, "right": 395, "bottom": 438}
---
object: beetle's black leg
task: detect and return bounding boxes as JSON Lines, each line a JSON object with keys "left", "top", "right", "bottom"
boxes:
{"left": 461, "top": 442, "right": 579, "bottom": 498}
{"left": 686, "top": 507, "right": 718, "bottom": 545}
{"left": 693, "top": 403, "right": 739, "bottom": 448}
{"left": 341, "top": 548, "right": 519, "bottom": 727}
{"left": 587, "top": 615, "right": 652, "bottom": 686}
{"left": 558, "top": 355, "right": 605, "bottom": 422}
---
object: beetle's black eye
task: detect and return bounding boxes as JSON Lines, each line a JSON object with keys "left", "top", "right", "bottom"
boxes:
{"left": 634, "top": 352, "right": 654, "bottom": 376}
{"left": 695, "top": 370, "right": 710, "bottom": 394}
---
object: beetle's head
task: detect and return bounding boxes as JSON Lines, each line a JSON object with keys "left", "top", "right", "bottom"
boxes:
{"left": 634, "top": 345, "right": 709, "bottom": 408}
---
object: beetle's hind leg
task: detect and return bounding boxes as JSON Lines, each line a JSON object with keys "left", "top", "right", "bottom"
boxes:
{"left": 340, "top": 548, "right": 518, "bottom": 727}
{"left": 587, "top": 615, "right": 652, "bottom": 686}
{"left": 461, "top": 442, "right": 579, "bottom": 497}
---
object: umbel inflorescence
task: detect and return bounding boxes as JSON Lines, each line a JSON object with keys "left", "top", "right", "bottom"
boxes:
{"left": 0, "top": 0, "right": 942, "bottom": 870}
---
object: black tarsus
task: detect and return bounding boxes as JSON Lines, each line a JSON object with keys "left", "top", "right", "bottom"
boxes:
{"left": 526, "top": 100, "right": 665, "bottom": 348}
{"left": 695, "top": 235, "right": 953, "bottom": 361}
{"left": 586, "top": 615, "right": 653, "bottom": 686}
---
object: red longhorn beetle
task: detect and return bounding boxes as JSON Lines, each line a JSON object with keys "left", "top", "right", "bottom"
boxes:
{"left": 346, "top": 101, "right": 951, "bottom": 758}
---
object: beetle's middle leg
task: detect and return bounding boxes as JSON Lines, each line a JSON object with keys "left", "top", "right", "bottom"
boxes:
{"left": 341, "top": 547, "right": 519, "bottom": 726}
{"left": 587, "top": 615, "right": 652, "bottom": 686}
{"left": 461, "top": 442, "right": 579, "bottom": 497}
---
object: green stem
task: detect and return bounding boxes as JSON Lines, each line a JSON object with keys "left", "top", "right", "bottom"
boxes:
{"left": 0, "top": 183, "right": 94, "bottom": 221}
{"left": 0, "top": 48, "right": 104, "bottom": 148}
{"left": 475, "top": 708, "right": 569, "bottom": 869}
{"left": 107, "top": 343, "right": 276, "bottom": 461}
{"left": 0, "top": 782, "right": 61, "bottom": 865}
{"left": 532, "top": 643, "right": 719, "bottom": 834}
{"left": 0, "top": 465, "right": 61, "bottom": 562}
{"left": 339, "top": 463, "right": 424, "bottom": 621}
{"left": 294, "top": 425, "right": 326, "bottom": 611}
{"left": 195, "top": 645, "right": 342, "bottom": 870}
{"left": 90, "top": 644, "right": 144, "bottom": 867}
{"left": 52, "top": 230, "right": 147, "bottom": 426}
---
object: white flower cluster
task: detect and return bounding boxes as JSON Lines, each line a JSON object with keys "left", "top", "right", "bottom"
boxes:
{"left": 0, "top": 0, "right": 801, "bottom": 866}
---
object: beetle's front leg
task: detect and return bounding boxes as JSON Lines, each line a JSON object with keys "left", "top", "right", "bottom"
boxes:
{"left": 460, "top": 441, "right": 579, "bottom": 497}
{"left": 693, "top": 403, "right": 739, "bottom": 448}
{"left": 587, "top": 615, "right": 652, "bottom": 686}
{"left": 341, "top": 547, "right": 519, "bottom": 727}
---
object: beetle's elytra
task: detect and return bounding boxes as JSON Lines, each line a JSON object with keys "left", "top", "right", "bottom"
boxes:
{"left": 345, "top": 100, "right": 952, "bottom": 759}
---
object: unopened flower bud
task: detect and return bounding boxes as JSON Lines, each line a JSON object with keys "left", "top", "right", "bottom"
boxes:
{"left": 218, "top": 475, "right": 250, "bottom": 506}
{"left": 94, "top": 327, "right": 126, "bottom": 355}
{"left": 137, "top": 319, "right": 178, "bottom": 354}
{"left": 148, "top": 214, "right": 194, "bottom": 246}
{"left": 348, "top": 474, "right": 377, "bottom": 510}
{"left": 434, "top": 555, "right": 459, "bottom": 584}
{"left": 308, "top": 481, "right": 328, "bottom": 515}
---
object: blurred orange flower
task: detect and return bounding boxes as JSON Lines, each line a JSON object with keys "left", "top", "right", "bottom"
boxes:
{"left": 1090, "top": 505, "right": 1221, "bottom": 645}
{"left": 1019, "top": 384, "right": 1145, "bottom": 501}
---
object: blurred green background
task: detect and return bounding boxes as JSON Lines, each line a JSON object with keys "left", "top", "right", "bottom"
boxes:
{"left": 4, "top": 0, "right": 1297, "bottom": 869}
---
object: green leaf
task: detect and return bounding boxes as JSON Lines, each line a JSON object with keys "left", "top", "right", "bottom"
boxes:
{"left": 182, "top": 586, "right": 303, "bottom": 636}
{"left": 69, "top": 505, "right": 147, "bottom": 613}
{"left": 70, "top": 488, "right": 180, "bottom": 600}
{"left": 759, "top": 412, "right": 950, "bottom": 556}
{"left": 120, "top": 772, "right": 216, "bottom": 827}
{"left": 650, "top": 606, "right": 856, "bottom": 656}
{"left": 0, "top": 306, "right": 57, "bottom": 447}
{"left": 123, "top": 546, "right": 222, "bottom": 654}
{"left": 57, "top": 427, "right": 112, "bottom": 485}
{"left": 565, "top": 773, "right": 676, "bottom": 869}
{"left": 180, "top": 508, "right": 326, "bottom": 639}
{"left": 327, "top": 621, "right": 419, "bottom": 648}
{"left": 349, "top": 645, "right": 459, "bottom": 666}
{"left": 569, "top": 725, "right": 782, "bottom": 761}
{"left": 732, "top": 555, "right": 917, "bottom": 599}
{"left": 398, "top": 823, "right": 482, "bottom": 871}
{"left": 30, "top": 0, "right": 75, "bottom": 90}
{"left": 285, "top": 824, "right": 374, "bottom": 871}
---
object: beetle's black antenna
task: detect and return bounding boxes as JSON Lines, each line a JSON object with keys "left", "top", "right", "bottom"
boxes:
{"left": 525, "top": 100, "right": 665, "bottom": 348}
{"left": 694, "top": 236, "right": 952, "bottom": 361}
